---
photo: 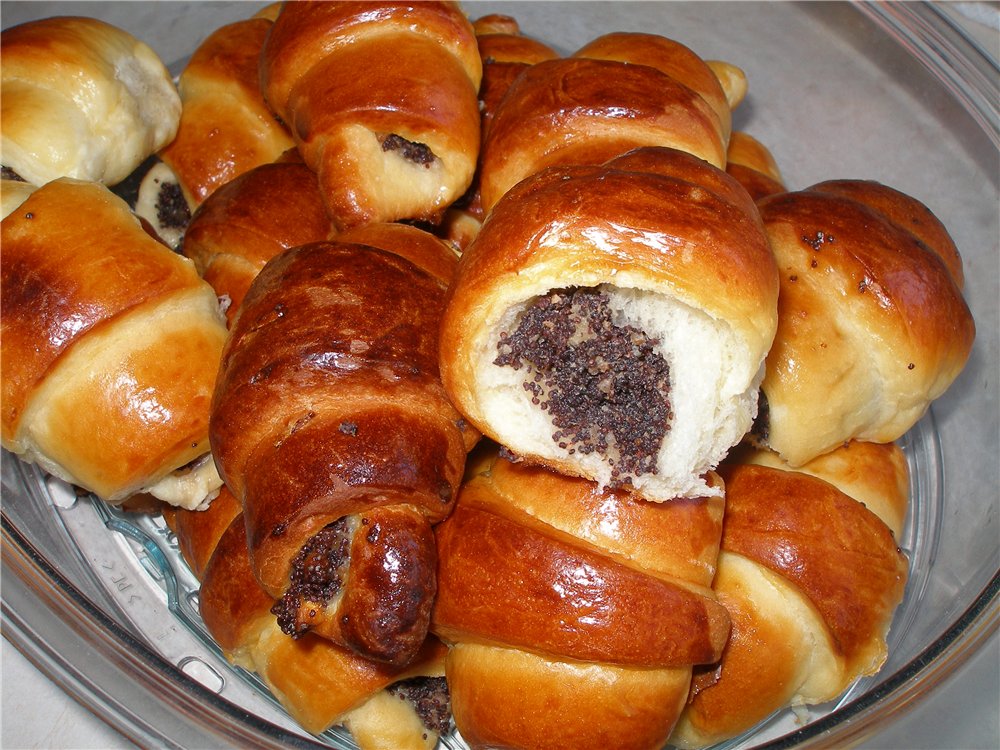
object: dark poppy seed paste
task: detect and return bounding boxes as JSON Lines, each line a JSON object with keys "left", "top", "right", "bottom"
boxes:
{"left": 271, "top": 517, "right": 352, "bottom": 638}
{"left": 494, "top": 287, "right": 673, "bottom": 486}
{"left": 155, "top": 179, "right": 191, "bottom": 235}
{"left": 380, "top": 133, "right": 435, "bottom": 167}
{"left": 387, "top": 676, "right": 451, "bottom": 736}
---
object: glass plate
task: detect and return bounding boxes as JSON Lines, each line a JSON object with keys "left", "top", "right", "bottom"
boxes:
{"left": 2, "top": 2, "right": 997, "bottom": 749}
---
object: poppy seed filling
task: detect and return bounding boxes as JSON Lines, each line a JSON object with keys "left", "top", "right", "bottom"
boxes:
{"left": 271, "top": 517, "right": 352, "bottom": 638}
{"left": 494, "top": 287, "right": 672, "bottom": 485}
{"left": 387, "top": 676, "right": 451, "bottom": 735}
{"left": 380, "top": 133, "right": 435, "bottom": 166}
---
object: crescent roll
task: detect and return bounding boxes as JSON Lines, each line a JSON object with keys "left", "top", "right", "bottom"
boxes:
{"left": 259, "top": 0, "right": 483, "bottom": 229}
{"left": 165, "top": 487, "right": 451, "bottom": 748}
{"left": 1, "top": 16, "right": 180, "bottom": 186}
{"left": 157, "top": 6, "right": 295, "bottom": 209}
{"left": 478, "top": 32, "right": 736, "bottom": 213}
{"left": 439, "top": 146, "right": 778, "bottom": 501}
{"left": 210, "top": 230, "right": 474, "bottom": 665}
{"left": 182, "top": 159, "right": 335, "bottom": 325}
{"left": 672, "top": 441, "right": 909, "bottom": 748}
{"left": 1, "top": 178, "right": 227, "bottom": 508}
{"left": 755, "top": 179, "right": 975, "bottom": 466}
{"left": 432, "top": 449, "right": 729, "bottom": 750}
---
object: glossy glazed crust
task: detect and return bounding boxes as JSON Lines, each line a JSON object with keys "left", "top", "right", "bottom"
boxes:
{"left": 465, "top": 452, "right": 727, "bottom": 589}
{"left": 439, "top": 147, "right": 778, "bottom": 497}
{"left": 809, "top": 179, "right": 965, "bottom": 288}
{"left": 0, "top": 178, "right": 226, "bottom": 502}
{"left": 164, "top": 484, "right": 242, "bottom": 579}
{"left": 757, "top": 181, "right": 975, "bottom": 466}
{"left": 722, "top": 465, "right": 907, "bottom": 669}
{"left": 210, "top": 236, "right": 470, "bottom": 664}
{"left": 730, "top": 440, "right": 910, "bottom": 539}
{"left": 434, "top": 503, "right": 728, "bottom": 666}
{"left": 475, "top": 16, "right": 560, "bottom": 139}
{"left": 573, "top": 32, "right": 732, "bottom": 143}
{"left": 672, "top": 458, "right": 909, "bottom": 748}
{"left": 158, "top": 14, "right": 295, "bottom": 207}
{"left": 0, "top": 16, "right": 180, "bottom": 186}
{"left": 447, "top": 643, "right": 692, "bottom": 750}
{"left": 431, "top": 450, "right": 728, "bottom": 750}
{"left": 259, "top": 0, "right": 482, "bottom": 228}
{"left": 182, "top": 160, "right": 334, "bottom": 323}
{"left": 337, "top": 222, "right": 463, "bottom": 287}
{"left": 478, "top": 45, "right": 728, "bottom": 213}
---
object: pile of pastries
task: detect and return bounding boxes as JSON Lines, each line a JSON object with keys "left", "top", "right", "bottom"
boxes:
{"left": 0, "top": 3, "right": 976, "bottom": 750}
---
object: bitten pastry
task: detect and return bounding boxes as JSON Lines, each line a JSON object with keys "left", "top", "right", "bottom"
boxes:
{"left": 431, "top": 448, "right": 730, "bottom": 750}
{"left": 182, "top": 158, "right": 335, "bottom": 325}
{"left": 671, "top": 441, "right": 910, "bottom": 748}
{"left": 1, "top": 16, "right": 180, "bottom": 186}
{"left": 440, "top": 146, "right": 778, "bottom": 501}
{"left": 754, "top": 179, "right": 975, "bottom": 466}
{"left": 1, "top": 178, "right": 227, "bottom": 508}
{"left": 156, "top": 4, "right": 295, "bottom": 209}
{"left": 259, "top": 0, "right": 483, "bottom": 229}
{"left": 210, "top": 230, "right": 475, "bottom": 666}
{"left": 477, "top": 32, "right": 737, "bottom": 213}
{"left": 165, "top": 487, "right": 451, "bottom": 748}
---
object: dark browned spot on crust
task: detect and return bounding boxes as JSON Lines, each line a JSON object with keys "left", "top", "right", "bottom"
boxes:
{"left": 494, "top": 287, "right": 672, "bottom": 486}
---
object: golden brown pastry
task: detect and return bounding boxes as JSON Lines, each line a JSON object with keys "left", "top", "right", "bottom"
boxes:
{"left": 671, "top": 441, "right": 910, "bottom": 748}
{"left": 181, "top": 158, "right": 335, "bottom": 325}
{"left": 725, "top": 130, "right": 785, "bottom": 201}
{"left": 440, "top": 146, "right": 778, "bottom": 501}
{"left": 705, "top": 59, "right": 748, "bottom": 112}
{"left": 574, "top": 32, "right": 733, "bottom": 143}
{"left": 259, "top": 1, "right": 483, "bottom": 229}
{"left": 156, "top": 5, "right": 295, "bottom": 209}
{"left": 210, "top": 230, "right": 476, "bottom": 666}
{"left": 755, "top": 179, "right": 975, "bottom": 466}
{"left": 1, "top": 16, "right": 180, "bottom": 186}
{"left": 729, "top": 439, "right": 910, "bottom": 538}
{"left": 477, "top": 32, "right": 737, "bottom": 213}
{"left": 431, "top": 448, "right": 729, "bottom": 750}
{"left": 165, "top": 487, "right": 450, "bottom": 748}
{"left": 1, "top": 178, "right": 227, "bottom": 508}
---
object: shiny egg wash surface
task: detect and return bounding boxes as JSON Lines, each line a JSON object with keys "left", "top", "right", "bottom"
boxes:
{"left": 494, "top": 286, "right": 672, "bottom": 486}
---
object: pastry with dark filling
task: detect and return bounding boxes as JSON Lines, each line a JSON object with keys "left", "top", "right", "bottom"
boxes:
{"left": 210, "top": 228, "right": 477, "bottom": 666}
{"left": 440, "top": 146, "right": 778, "bottom": 501}
{"left": 259, "top": 0, "right": 482, "bottom": 229}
